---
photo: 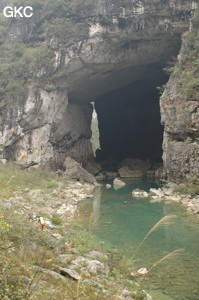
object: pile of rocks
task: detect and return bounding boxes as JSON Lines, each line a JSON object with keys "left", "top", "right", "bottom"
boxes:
{"left": 118, "top": 158, "right": 163, "bottom": 179}
{"left": 131, "top": 184, "right": 199, "bottom": 214}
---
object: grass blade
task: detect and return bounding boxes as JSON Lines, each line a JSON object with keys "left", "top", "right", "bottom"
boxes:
{"left": 132, "top": 215, "right": 176, "bottom": 258}
{"left": 138, "top": 248, "right": 184, "bottom": 282}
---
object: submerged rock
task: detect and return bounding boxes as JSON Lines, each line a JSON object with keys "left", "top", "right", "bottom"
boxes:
{"left": 113, "top": 178, "right": 126, "bottom": 187}
{"left": 132, "top": 188, "right": 148, "bottom": 198}
{"left": 137, "top": 268, "right": 148, "bottom": 275}
{"left": 143, "top": 293, "right": 154, "bottom": 300}
{"left": 106, "top": 184, "right": 111, "bottom": 189}
{"left": 149, "top": 188, "right": 165, "bottom": 198}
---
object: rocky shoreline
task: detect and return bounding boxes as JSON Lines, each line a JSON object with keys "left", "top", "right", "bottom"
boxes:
{"left": 1, "top": 180, "right": 95, "bottom": 220}
{"left": 1, "top": 158, "right": 198, "bottom": 299}
{"left": 131, "top": 182, "right": 199, "bottom": 215}
{"left": 0, "top": 162, "right": 154, "bottom": 300}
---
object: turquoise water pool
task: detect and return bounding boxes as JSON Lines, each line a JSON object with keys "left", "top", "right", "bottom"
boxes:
{"left": 74, "top": 180, "right": 199, "bottom": 300}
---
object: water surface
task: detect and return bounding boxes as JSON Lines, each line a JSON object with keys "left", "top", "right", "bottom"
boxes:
{"left": 73, "top": 180, "right": 199, "bottom": 300}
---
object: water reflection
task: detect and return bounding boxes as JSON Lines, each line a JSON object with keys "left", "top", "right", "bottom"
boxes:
{"left": 75, "top": 182, "right": 199, "bottom": 300}
{"left": 91, "top": 186, "right": 102, "bottom": 230}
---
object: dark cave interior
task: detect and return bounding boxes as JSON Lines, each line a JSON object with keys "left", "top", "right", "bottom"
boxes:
{"left": 94, "top": 74, "right": 168, "bottom": 165}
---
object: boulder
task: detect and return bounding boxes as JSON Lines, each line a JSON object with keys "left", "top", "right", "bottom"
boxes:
{"left": 119, "top": 167, "right": 144, "bottom": 178}
{"left": 130, "top": 271, "right": 140, "bottom": 278}
{"left": 137, "top": 268, "right": 148, "bottom": 275}
{"left": 149, "top": 188, "right": 165, "bottom": 198}
{"left": 85, "top": 250, "right": 108, "bottom": 261}
{"left": 105, "top": 172, "right": 118, "bottom": 179}
{"left": 118, "top": 158, "right": 153, "bottom": 178}
{"left": 132, "top": 188, "right": 148, "bottom": 198}
{"left": 143, "top": 294, "right": 154, "bottom": 300}
{"left": 121, "top": 158, "right": 151, "bottom": 170}
{"left": 58, "top": 266, "right": 81, "bottom": 280}
{"left": 0, "top": 159, "right": 7, "bottom": 164}
{"left": 37, "top": 267, "right": 68, "bottom": 281}
{"left": 63, "top": 157, "right": 96, "bottom": 184}
{"left": 131, "top": 268, "right": 148, "bottom": 277}
{"left": 43, "top": 219, "right": 56, "bottom": 229}
{"left": 106, "top": 184, "right": 111, "bottom": 189}
{"left": 95, "top": 173, "right": 106, "bottom": 180}
{"left": 113, "top": 178, "right": 126, "bottom": 187}
{"left": 84, "top": 160, "right": 101, "bottom": 175}
{"left": 69, "top": 256, "right": 110, "bottom": 275}
{"left": 150, "top": 198, "right": 162, "bottom": 203}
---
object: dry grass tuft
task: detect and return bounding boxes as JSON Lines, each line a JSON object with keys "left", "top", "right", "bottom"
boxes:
{"left": 138, "top": 248, "right": 184, "bottom": 282}
{"left": 132, "top": 215, "right": 176, "bottom": 258}
{"left": 76, "top": 278, "right": 81, "bottom": 298}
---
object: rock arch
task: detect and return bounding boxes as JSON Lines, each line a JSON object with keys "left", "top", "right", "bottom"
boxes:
{"left": 1, "top": 0, "right": 198, "bottom": 179}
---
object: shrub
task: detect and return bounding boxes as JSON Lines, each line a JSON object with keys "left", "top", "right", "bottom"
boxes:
{"left": 164, "top": 11, "right": 199, "bottom": 100}
{"left": 51, "top": 214, "right": 63, "bottom": 226}
{"left": 174, "top": 181, "right": 199, "bottom": 197}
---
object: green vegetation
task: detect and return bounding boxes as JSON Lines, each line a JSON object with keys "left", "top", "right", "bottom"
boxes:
{"left": 50, "top": 214, "right": 63, "bottom": 226}
{"left": 0, "top": 0, "right": 95, "bottom": 112}
{"left": 0, "top": 162, "right": 61, "bottom": 194}
{"left": 156, "top": 84, "right": 166, "bottom": 96}
{"left": 164, "top": 11, "right": 199, "bottom": 100}
{"left": 0, "top": 40, "right": 54, "bottom": 109}
{"left": 174, "top": 177, "right": 199, "bottom": 197}
{"left": 0, "top": 162, "right": 189, "bottom": 299}
{"left": 0, "top": 162, "right": 148, "bottom": 299}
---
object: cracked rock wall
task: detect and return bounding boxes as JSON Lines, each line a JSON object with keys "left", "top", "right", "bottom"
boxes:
{"left": 0, "top": 0, "right": 198, "bottom": 179}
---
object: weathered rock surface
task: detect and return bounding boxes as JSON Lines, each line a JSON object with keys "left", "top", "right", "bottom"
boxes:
{"left": 85, "top": 250, "right": 108, "bottom": 261}
{"left": 137, "top": 268, "right": 148, "bottom": 275}
{"left": 84, "top": 160, "right": 102, "bottom": 175}
{"left": 0, "top": 0, "right": 198, "bottom": 180}
{"left": 106, "top": 184, "right": 112, "bottom": 189}
{"left": 37, "top": 267, "right": 68, "bottom": 282}
{"left": 160, "top": 20, "right": 199, "bottom": 181}
{"left": 58, "top": 266, "right": 81, "bottom": 280}
{"left": 69, "top": 256, "right": 110, "bottom": 276}
{"left": 119, "top": 159, "right": 151, "bottom": 178}
{"left": 143, "top": 294, "right": 154, "bottom": 300}
{"left": 132, "top": 189, "right": 149, "bottom": 198}
{"left": 63, "top": 157, "right": 96, "bottom": 184}
{"left": 113, "top": 178, "right": 126, "bottom": 187}
{"left": 149, "top": 185, "right": 199, "bottom": 214}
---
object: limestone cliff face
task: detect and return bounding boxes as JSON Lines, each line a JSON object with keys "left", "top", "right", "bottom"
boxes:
{"left": 161, "top": 79, "right": 199, "bottom": 180}
{"left": 160, "top": 13, "right": 199, "bottom": 180}
{"left": 0, "top": 0, "right": 198, "bottom": 177}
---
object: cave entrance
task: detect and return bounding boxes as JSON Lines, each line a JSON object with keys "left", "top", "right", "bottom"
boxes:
{"left": 93, "top": 71, "right": 168, "bottom": 169}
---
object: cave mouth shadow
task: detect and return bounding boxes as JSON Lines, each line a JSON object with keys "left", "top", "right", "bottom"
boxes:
{"left": 94, "top": 78, "right": 166, "bottom": 171}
